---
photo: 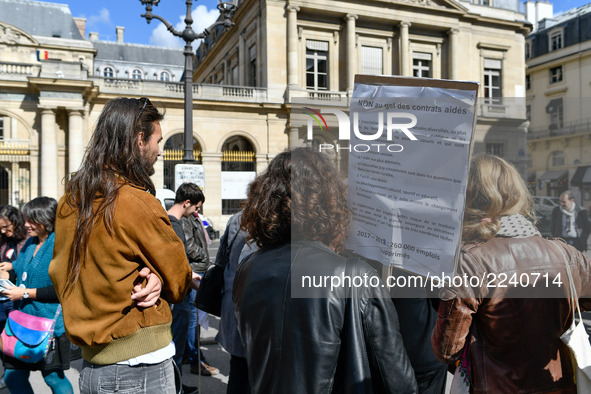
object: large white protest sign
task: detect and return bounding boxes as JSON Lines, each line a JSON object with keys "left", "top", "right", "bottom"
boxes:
{"left": 221, "top": 171, "right": 256, "bottom": 199}
{"left": 345, "top": 75, "right": 478, "bottom": 278}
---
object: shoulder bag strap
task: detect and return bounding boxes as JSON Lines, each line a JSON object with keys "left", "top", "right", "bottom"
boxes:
{"left": 551, "top": 240, "right": 581, "bottom": 324}
{"left": 216, "top": 225, "right": 242, "bottom": 269}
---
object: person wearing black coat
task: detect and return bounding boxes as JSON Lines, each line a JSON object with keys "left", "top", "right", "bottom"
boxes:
{"left": 233, "top": 148, "right": 417, "bottom": 393}
{"left": 551, "top": 190, "right": 591, "bottom": 251}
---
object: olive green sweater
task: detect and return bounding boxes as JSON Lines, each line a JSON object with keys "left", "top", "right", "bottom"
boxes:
{"left": 49, "top": 183, "right": 192, "bottom": 365}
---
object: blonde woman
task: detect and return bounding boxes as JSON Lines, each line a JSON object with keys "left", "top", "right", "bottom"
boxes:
{"left": 432, "top": 154, "right": 591, "bottom": 393}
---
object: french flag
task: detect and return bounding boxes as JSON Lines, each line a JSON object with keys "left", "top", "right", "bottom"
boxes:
{"left": 36, "top": 50, "right": 48, "bottom": 61}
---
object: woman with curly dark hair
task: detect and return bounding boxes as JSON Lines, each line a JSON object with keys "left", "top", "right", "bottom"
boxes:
{"left": 233, "top": 147, "right": 416, "bottom": 393}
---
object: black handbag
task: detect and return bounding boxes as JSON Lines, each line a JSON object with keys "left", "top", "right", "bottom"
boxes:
{"left": 194, "top": 227, "right": 241, "bottom": 317}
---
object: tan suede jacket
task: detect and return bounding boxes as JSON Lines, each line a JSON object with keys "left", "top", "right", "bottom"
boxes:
{"left": 432, "top": 236, "right": 591, "bottom": 393}
{"left": 49, "top": 183, "right": 192, "bottom": 365}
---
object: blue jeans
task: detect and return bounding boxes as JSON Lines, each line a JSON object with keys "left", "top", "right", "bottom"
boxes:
{"left": 79, "top": 358, "right": 178, "bottom": 394}
{"left": 5, "top": 368, "right": 73, "bottom": 394}
{"left": 185, "top": 289, "right": 205, "bottom": 366}
{"left": 171, "top": 291, "right": 192, "bottom": 367}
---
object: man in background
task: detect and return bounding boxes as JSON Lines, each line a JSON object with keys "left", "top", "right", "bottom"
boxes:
{"left": 551, "top": 190, "right": 591, "bottom": 251}
{"left": 182, "top": 191, "right": 219, "bottom": 376}
{"left": 167, "top": 182, "right": 204, "bottom": 394}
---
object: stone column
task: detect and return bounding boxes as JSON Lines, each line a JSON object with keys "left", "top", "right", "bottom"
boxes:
{"left": 399, "top": 21, "right": 411, "bottom": 76}
{"left": 10, "top": 117, "right": 17, "bottom": 139}
{"left": 40, "top": 107, "right": 58, "bottom": 199}
{"left": 346, "top": 14, "right": 358, "bottom": 92}
{"left": 287, "top": 5, "right": 300, "bottom": 87}
{"left": 288, "top": 126, "right": 300, "bottom": 148}
{"left": 10, "top": 163, "right": 17, "bottom": 206}
{"left": 255, "top": 153, "right": 269, "bottom": 174}
{"left": 201, "top": 152, "right": 223, "bottom": 223}
{"left": 67, "top": 108, "right": 84, "bottom": 175}
{"left": 238, "top": 31, "right": 246, "bottom": 85}
{"left": 29, "top": 148, "right": 39, "bottom": 199}
{"left": 448, "top": 28, "right": 460, "bottom": 80}
{"left": 152, "top": 158, "right": 164, "bottom": 189}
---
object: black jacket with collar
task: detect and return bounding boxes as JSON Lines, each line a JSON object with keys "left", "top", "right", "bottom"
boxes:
{"left": 551, "top": 204, "right": 591, "bottom": 251}
{"left": 233, "top": 239, "right": 417, "bottom": 394}
{"left": 182, "top": 214, "right": 210, "bottom": 273}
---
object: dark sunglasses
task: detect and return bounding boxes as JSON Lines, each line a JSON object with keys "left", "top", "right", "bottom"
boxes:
{"left": 137, "top": 97, "right": 150, "bottom": 121}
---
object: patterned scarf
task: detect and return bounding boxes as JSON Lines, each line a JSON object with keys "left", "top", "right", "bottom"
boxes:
{"left": 497, "top": 213, "right": 541, "bottom": 238}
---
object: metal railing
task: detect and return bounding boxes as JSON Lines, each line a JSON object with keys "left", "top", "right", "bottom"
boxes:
{"left": 0, "top": 142, "right": 30, "bottom": 156}
{"left": 221, "top": 150, "right": 255, "bottom": 162}
{"left": 163, "top": 149, "right": 202, "bottom": 162}
{"left": 528, "top": 118, "right": 591, "bottom": 140}
{"left": 0, "top": 141, "right": 31, "bottom": 207}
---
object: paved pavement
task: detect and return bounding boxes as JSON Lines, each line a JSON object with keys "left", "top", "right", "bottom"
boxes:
{"left": 0, "top": 239, "right": 227, "bottom": 393}
{"left": 12, "top": 316, "right": 230, "bottom": 393}
{"left": 1, "top": 244, "right": 589, "bottom": 392}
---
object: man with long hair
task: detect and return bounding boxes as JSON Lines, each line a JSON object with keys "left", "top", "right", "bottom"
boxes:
{"left": 49, "top": 97, "right": 193, "bottom": 394}
{"left": 233, "top": 147, "right": 417, "bottom": 393}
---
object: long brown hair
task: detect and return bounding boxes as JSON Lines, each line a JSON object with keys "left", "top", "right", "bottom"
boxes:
{"left": 62, "top": 97, "right": 163, "bottom": 295}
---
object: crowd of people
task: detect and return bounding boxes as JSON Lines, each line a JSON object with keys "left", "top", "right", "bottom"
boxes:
{"left": 0, "top": 96, "right": 588, "bottom": 394}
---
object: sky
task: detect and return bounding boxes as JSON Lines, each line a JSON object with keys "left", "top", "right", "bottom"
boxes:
{"left": 54, "top": 0, "right": 223, "bottom": 48}
{"left": 47, "top": 0, "right": 591, "bottom": 49}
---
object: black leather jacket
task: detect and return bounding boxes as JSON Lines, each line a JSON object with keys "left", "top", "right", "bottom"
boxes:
{"left": 551, "top": 205, "right": 591, "bottom": 251}
{"left": 181, "top": 214, "right": 210, "bottom": 273}
{"left": 233, "top": 239, "right": 417, "bottom": 394}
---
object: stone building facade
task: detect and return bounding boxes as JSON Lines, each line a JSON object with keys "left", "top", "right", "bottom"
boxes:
{"left": 526, "top": 2, "right": 591, "bottom": 209}
{"left": 0, "top": 0, "right": 273, "bottom": 226}
{"left": 1, "top": 0, "right": 531, "bottom": 225}
{"left": 195, "top": 0, "right": 531, "bottom": 193}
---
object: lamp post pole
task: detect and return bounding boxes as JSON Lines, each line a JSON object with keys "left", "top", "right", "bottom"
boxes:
{"left": 139, "top": 0, "right": 236, "bottom": 162}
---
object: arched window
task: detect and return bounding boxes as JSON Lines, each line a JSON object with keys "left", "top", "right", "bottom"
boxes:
{"left": 162, "top": 134, "right": 202, "bottom": 191}
{"left": 131, "top": 69, "right": 142, "bottom": 80}
{"left": 221, "top": 136, "right": 256, "bottom": 215}
{"left": 159, "top": 71, "right": 170, "bottom": 81}
{"left": 103, "top": 67, "right": 114, "bottom": 78}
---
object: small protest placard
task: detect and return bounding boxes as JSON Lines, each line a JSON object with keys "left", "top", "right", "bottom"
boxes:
{"left": 175, "top": 164, "right": 205, "bottom": 191}
{"left": 345, "top": 75, "right": 479, "bottom": 278}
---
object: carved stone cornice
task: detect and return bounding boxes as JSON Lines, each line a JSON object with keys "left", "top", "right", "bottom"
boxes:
{"left": 399, "top": 0, "right": 436, "bottom": 6}
{"left": 0, "top": 22, "right": 38, "bottom": 46}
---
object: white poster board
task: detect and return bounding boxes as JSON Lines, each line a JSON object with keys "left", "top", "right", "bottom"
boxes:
{"left": 221, "top": 171, "right": 256, "bottom": 199}
{"left": 346, "top": 75, "right": 479, "bottom": 278}
{"left": 175, "top": 164, "right": 205, "bottom": 191}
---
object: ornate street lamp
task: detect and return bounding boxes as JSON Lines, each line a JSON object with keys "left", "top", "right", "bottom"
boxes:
{"left": 139, "top": 0, "right": 237, "bottom": 162}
